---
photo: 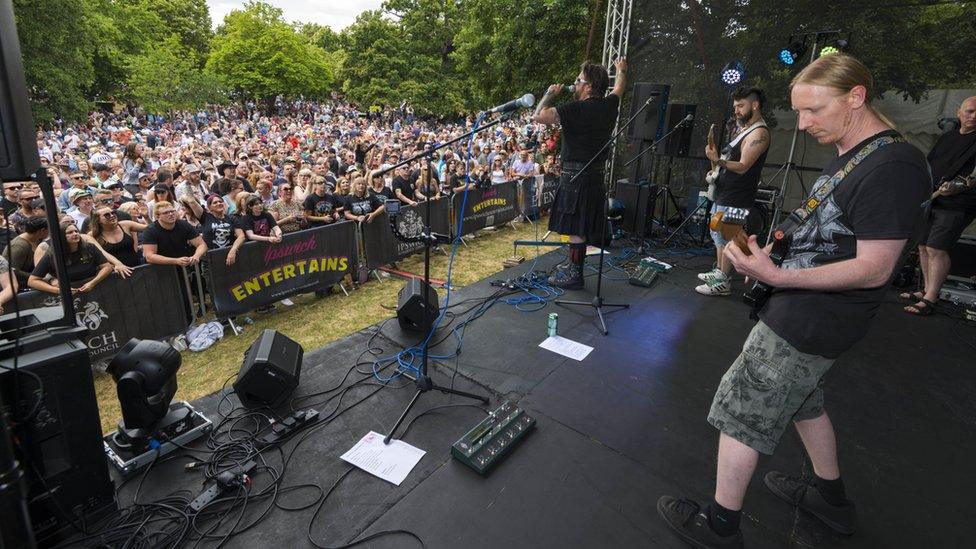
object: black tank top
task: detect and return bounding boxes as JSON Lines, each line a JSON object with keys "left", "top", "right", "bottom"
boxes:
{"left": 716, "top": 126, "right": 768, "bottom": 208}
{"left": 101, "top": 231, "right": 141, "bottom": 267}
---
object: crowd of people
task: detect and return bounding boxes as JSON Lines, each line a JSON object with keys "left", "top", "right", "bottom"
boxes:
{"left": 0, "top": 100, "right": 563, "bottom": 308}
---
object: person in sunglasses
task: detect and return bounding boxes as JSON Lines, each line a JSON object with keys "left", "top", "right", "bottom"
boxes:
{"left": 89, "top": 205, "right": 146, "bottom": 269}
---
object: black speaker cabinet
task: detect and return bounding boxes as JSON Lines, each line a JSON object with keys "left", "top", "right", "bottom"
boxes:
{"left": 0, "top": 1, "right": 41, "bottom": 181}
{"left": 663, "top": 104, "right": 697, "bottom": 157}
{"left": 234, "top": 330, "right": 303, "bottom": 409}
{"left": 627, "top": 83, "right": 670, "bottom": 142}
{"left": 948, "top": 235, "right": 976, "bottom": 278}
{"left": 0, "top": 338, "right": 117, "bottom": 547}
{"left": 397, "top": 278, "right": 438, "bottom": 332}
{"left": 616, "top": 180, "right": 658, "bottom": 236}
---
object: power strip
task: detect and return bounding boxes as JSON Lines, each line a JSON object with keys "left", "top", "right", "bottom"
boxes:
{"left": 189, "top": 460, "right": 256, "bottom": 512}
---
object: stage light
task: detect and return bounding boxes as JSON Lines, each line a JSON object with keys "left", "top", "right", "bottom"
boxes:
{"left": 819, "top": 38, "right": 849, "bottom": 58}
{"left": 108, "top": 338, "right": 181, "bottom": 449}
{"left": 779, "top": 41, "right": 807, "bottom": 66}
{"left": 720, "top": 60, "right": 745, "bottom": 86}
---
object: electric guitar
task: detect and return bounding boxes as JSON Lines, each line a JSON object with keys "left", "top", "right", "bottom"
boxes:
{"left": 708, "top": 207, "right": 751, "bottom": 255}
{"left": 932, "top": 172, "right": 976, "bottom": 199}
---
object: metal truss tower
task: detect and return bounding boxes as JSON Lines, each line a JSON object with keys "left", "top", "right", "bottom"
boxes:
{"left": 601, "top": 0, "right": 632, "bottom": 191}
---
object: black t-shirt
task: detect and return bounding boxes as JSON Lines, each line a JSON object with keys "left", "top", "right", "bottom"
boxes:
{"left": 369, "top": 186, "right": 394, "bottom": 200}
{"left": 142, "top": 219, "right": 198, "bottom": 258}
{"left": 1, "top": 197, "right": 18, "bottom": 216}
{"left": 32, "top": 243, "right": 106, "bottom": 283}
{"left": 199, "top": 212, "right": 238, "bottom": 249}
{"left": 303, "top": 193, "right": 343, "bottom": 226}
{"left": 343, "top": 193, "right": 384, "bottom": 216}
{"left": 928, "top": 129, "right": 976, "bottom": 209}
{"left": 715, "top": 126, "right": 769, "bottom": 208}
{"left": 760, "top": 131, "right": 930, "bottom": 358}
{"left": 556, "top": 94, "right": 620, "bottom": 164}
{"left": 392, "top": 176, "right": 416, "bottom": 202}
{"left": 241, "top": 211, "right": 276, "bottom": 237}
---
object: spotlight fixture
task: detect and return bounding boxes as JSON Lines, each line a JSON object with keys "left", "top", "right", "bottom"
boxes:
{"left": 720, "top": 60, "right": 745, "bottom": 86}
{"left": 779, "top": 40, "right": 807, "bottom": 66}
{"left": 819, "top": 38, "right": 850, "bottom": 58}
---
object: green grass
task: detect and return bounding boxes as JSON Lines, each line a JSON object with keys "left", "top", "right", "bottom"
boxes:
{"left": 93, "top": 220, "right": 555, "bottom": 433}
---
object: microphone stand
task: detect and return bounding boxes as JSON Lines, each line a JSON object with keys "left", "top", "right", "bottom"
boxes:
{"left": 376, "top": 115, "right": 513, "bottom": 444}
{"left": 554, "top": 94, "right": 656, "bottom": 336}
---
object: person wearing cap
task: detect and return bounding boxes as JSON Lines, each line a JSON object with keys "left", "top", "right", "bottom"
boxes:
{"left": 92, "top": 162, "right": 118, "bottom": 188}
{"left": 67, "top": 188, "right": 96, "bottom": 227}
{"left": 176, "top": 164, "right": 208, "bottom": 203}
{"left": 55, "top": 171, "right": 93, "bottom": 212}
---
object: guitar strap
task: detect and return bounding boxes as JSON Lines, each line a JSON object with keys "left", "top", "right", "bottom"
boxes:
{"left": 772, "top": 135, "right": 905, "bottom": 242}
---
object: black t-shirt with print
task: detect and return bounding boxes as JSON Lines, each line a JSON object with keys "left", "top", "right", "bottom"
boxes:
{"left": 760, "top": 130, "right": 930, "bottom": 358}
{"left": 142, "top": 219, "right": 198, "bottom": 258}
{"left": 199, "top": 212, "right": 238, "bottom": 249}
{"left": 303, "top": 193, "right": 343, "bottom": 226}
{"left": 343, "top": 193, "right": 384, "bottom": 217}
{"left": 241, "top": 211, "right": 277, "bottom": 237}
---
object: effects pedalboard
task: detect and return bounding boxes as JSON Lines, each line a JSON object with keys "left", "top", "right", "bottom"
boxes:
{"left": 452, "top": 401, "right": 535, "bottom": 475}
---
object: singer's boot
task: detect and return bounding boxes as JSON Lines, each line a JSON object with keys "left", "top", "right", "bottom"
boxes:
{"left": 548, "top": 242, "right": 585, "bottom": 289}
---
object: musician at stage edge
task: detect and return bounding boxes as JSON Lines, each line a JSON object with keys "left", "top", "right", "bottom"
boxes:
{"left": 697, "top": 87, "right": 771, "bottom": 296}
{"left": 531, "top": 57, "right": 627, "bottom": 289}
{"left": 904, "top": 96, "right": 976, "bottom": 316}
{"left": 658, "top": 53, "right": 930, "bottom": 548}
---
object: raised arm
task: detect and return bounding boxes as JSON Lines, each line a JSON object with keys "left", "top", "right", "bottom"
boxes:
{"left": 611, "top": 57, "right": 627, "bottom": 98}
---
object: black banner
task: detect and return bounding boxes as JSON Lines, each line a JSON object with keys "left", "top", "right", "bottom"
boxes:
{"left": 517, "top": 175, "right": 559, "bottom": 219}
{"left": 14, "top": 265, "right": 191, "bottom": 363}
{"left": 361, "top": 200, "right": 451, "bottom": 269}
{"left": 452, "top": 180, "right": 519, "bottom": 235}
{"left": 206, "top": 222, "right": 358, "bottom": 316}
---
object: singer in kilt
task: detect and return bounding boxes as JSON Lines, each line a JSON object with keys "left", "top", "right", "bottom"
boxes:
{"left": 532, "top": 57, "right": 627, "bottom": 288}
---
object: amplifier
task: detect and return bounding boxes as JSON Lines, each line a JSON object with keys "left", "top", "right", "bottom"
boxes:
{"left": 948, "top": 235, "right": 976, "bottom": 280}
{"left": 939, "top": 279, "right": 976, "bottom": 308}
{"left": 755, "top": 184, "right": 778, "bottom": 206}
{"left": 452, "top": 401, "right": 535, "bottom": 475}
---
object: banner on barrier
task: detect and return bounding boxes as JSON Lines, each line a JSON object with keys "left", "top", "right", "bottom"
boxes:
{"left": 207, "top": 221, "right": 358, "bottom": 316}
{"left": 14, "top": 265, "right": 191, "bottom": 363}
{"left": 453, "top": 181, "right": 518, "bottom": 235}
{"left": 517, "top": 175, "right": 559, "bottom": 218}
{"left": 361, "top": 200, "right": 451, "bottom": 269}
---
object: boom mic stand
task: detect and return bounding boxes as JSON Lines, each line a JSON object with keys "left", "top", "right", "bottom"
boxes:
{"left": 554, "top": 94, "right": 657, "bottom": 336}
{"left": 375, "top": 116, "right": 512, "bottom": 443}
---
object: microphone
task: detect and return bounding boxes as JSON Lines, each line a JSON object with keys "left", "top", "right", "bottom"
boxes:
{"left": 487, "top": 93, "right": 535, "bottom": 114}
{"left": 680, "top": 114, "right": 694, "bottom": 125}
{"left": 564, "top": 84, "right": 576, "bottom": 93}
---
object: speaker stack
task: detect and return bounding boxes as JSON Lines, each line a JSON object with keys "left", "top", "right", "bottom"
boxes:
{"left": 0, "top": 0, "right": 39, "bottom": 182}
{"left": 234, "top": 330, "right": 303, "bottom": 409}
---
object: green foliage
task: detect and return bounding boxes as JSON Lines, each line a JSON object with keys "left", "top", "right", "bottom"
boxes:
{"left": 206, "top": 1, "right": 336, "bottom": 101}
{"left": 128, "top": 35, "right": 226, "bottom": 113}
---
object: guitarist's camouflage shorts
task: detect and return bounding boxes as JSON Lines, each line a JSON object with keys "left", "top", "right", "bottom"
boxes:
{"left": 707, "top": 321, "right": 835, "bottom": 455}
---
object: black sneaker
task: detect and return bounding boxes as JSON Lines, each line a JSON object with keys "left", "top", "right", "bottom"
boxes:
{"left": 657, "top": 496, "right": 743, "bottom": 548}
{"left": 764, "top": 471, "right": 856, "bottom": 535}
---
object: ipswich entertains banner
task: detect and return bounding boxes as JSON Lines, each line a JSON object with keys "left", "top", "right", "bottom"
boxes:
{"left": 14, "top": 265, "right": 191, "bottom": 363}
{"left": 452, "top": 180, "right": 519, "bottom": 235}
{"left": 206, "top": 221, "right": 358, "bottom": 316}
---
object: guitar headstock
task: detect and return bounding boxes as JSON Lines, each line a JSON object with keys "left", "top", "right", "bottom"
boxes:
{"left": 707, "top": 123, "right": 716, "bottom": 148}
{"left": 722, "top": 207, "right": 749, "bottom": 226}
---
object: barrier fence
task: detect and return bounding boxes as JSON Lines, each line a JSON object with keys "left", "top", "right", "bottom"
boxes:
{"left": 14, "top": 264, "right": 192, "bottom": 363}
{"left": 12, "top": 178, "right": 562, "bottom": 355}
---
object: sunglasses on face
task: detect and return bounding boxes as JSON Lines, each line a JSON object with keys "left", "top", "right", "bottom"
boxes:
{"left": 98, "top": 198, "right": 113, "bottom": 204}
{"left": 7, "top": 185, "right": 23, "bottom": 191}
{"left": 101, "top": 212, "right": 116, "bottom": 219}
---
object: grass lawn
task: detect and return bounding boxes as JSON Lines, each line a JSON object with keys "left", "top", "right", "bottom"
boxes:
{"left": 93, "top": 219, "right": 554, "bottom": 433}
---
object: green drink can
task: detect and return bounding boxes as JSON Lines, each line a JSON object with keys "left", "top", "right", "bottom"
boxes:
{"left": 547, "top": 312, "right": 558, "bottom": 337}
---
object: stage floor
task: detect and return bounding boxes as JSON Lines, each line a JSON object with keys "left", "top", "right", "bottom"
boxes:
{"left": 116, "top": 249, "right": 975, "bottom": 548}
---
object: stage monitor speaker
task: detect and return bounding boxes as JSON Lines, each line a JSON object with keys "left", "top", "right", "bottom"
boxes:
{"left": 397, "top": 278, "right": 439, "bottom": 332}
{"left": 616, "top": 180, "right": 658, "bottom": 236}
{"left": 0, "top": 338, "right": 117, "bottom": 546}
{"left": 948, "top": 235, "right": 976, "bottom": 278}
{"left": 627, "top": 83, "right": 670, "bottom": 142}
{"left": 234, "top": 330, "right": 303, "bottom": 409}
{"left": 663, "top": 104, "right": 697, "bottom": 157}
{"left": 0, "top": 1, "right": 41, "bottom": 181}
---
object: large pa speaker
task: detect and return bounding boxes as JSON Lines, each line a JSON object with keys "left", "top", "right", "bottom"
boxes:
{"left": 0, "top": 337, "right": 117, "bottom": 546}
{"left": 234, "top": 330, "right": 303, "bottom": 409}
{"left": 627, "top": 83, "right": 670, "bottom": 142}
{"left": 663, "top": 103, "right": 697, "bottom": 157}
{"left": 397, "top": 278, "right": 438, "bottom": 332}
{"left": 0, "top": 1, "right": 41, "bottom": 181}
{"left": 616, "top": 180, "right": 658, "bottom": 236}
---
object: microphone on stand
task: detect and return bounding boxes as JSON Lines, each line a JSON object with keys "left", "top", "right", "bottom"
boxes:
{"left": 679, "top": 113, "right": 694, "bottom": 126}
{"left": 485, "top": 93, "right": 535, "bottom": 114}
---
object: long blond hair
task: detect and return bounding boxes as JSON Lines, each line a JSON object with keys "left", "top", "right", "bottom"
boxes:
{"left": 791, "top": 53, "right": 895, "bottom": 128}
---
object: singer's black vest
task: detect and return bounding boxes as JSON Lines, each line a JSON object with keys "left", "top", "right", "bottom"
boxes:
{"left": 716, "top": 126, "right": 768, "bottom": 208}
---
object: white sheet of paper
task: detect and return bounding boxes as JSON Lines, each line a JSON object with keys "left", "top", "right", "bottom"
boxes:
{"left": 585, "top": 245, "right": 604, "bottom": 256}
{"left": 340, "top": 431, "right": 426, "bottom": 486}
{"left": 539, "top": 335, "right": 594, "bottom": 361}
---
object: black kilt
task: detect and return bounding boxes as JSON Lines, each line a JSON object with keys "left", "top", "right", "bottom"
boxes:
{"left": 548, "top": 168, "right": 605, "bottom": 239}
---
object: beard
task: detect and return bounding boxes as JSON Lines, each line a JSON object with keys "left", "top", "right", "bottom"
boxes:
{"left": 736, "top": 108, "right": 754, "bottom": 123}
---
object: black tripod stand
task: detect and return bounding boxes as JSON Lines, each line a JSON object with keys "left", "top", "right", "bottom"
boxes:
{"left": 555, "top": 94, "right": 659, "bottom": 335}
{"left": 378, "top": 117, "right": 506, "bottom": 443}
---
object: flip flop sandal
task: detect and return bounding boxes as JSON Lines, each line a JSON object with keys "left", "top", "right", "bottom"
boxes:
{"left": 899, "top": 291, "right": 924, "bottom": 302}
{"left": 904, "top": 298, "right": 936, "bottom": 316}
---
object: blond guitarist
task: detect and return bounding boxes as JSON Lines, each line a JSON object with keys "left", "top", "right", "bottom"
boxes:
{"left": 697, "top": 87, "right": 771, "bottom": 296}
{"left": 907, "top": 96, "right": 976, "bottom": 315}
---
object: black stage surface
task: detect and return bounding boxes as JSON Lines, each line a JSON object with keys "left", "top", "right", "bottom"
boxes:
{"left": 114, "top": 248, "right": 975, "bottom": 548}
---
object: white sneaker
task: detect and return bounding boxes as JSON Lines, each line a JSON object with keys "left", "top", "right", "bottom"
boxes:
{"left": 697, "top": 268, "right": 723, "bottom": 282}
{"left": 695, "top": 276, "right": 731, "bottom": 296}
